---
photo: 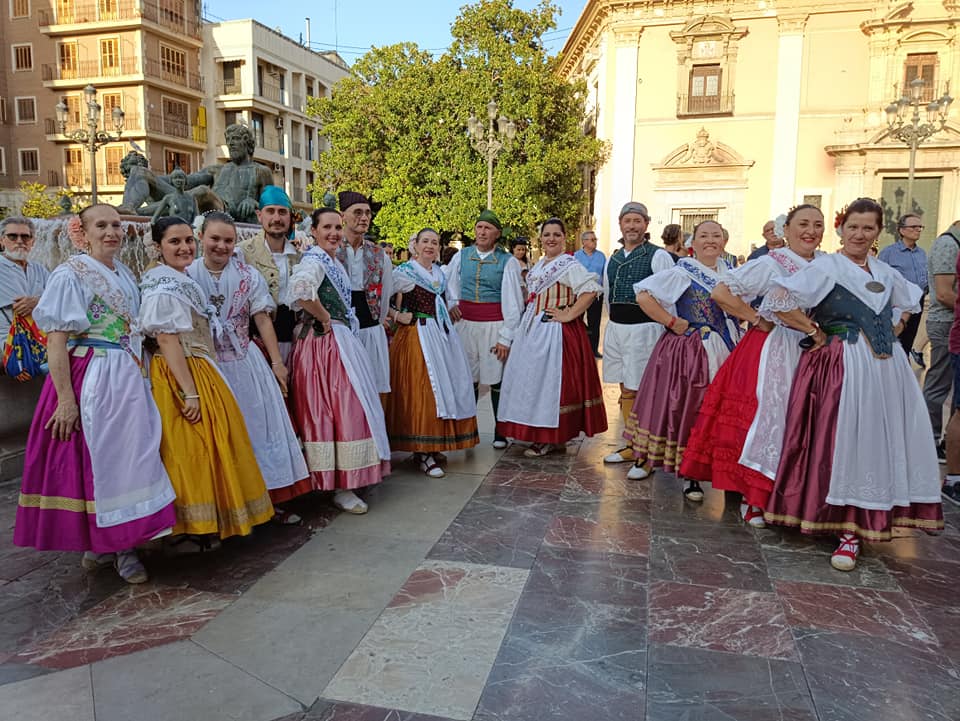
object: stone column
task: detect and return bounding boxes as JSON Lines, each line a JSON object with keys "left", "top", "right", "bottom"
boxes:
{"left": 605, "top": 28, "right": 641, "bottom": 249}
{"left": 769, "top": 14, "right": 807, "bottom": 217}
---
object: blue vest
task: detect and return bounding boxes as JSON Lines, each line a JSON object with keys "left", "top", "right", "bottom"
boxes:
{"left": 607, "top": 243, "right": 663, "bottom": 305}
{"left": 812, "top": 284, "right": 894, "bottom": 358}
{"left": 459, "top": 246, "right": 510, "bottom": 302}
{"left": 675, "top": 282, "right": 735, "bottom": 350}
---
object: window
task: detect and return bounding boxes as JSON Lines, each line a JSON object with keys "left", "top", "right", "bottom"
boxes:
{"left": 65, "top": 147, "right": 84, "bottom": 185}
{"left": 678, "top": 209, "right": 719, "bottom": 237}
{"left": 101, "top": 93, "right": 121, "bottom": 116}
{"left": 252, "top": 112, "right": 264, "bottom": 147}
{"left": 56, "top": 0, "right": 75, "bottom": 22}
{"left": 12, "top": 44, "right": 33, "bottom": 71}
{"left": 224, "top": 110, "right": 241, "bottom": 127}
{"left": 19, "top": 148, "right": 39, "bottom": 175}
{"left": 63, "top": 95, "right": 82, "bottom": 127}
{"left": 159, "top": 0, "right": 184, "bottom": 28}
{"left": 11, "top": 0, "right": 30, "bottom": 18}
{"left": 164, "top": 149, "right": 191, "bottom": 173}
{"left": 160, "top": 45, "right": 186, "bottom": 82}
{"left": 98, "top": 0, "right": 118, "bottom": 20}
{"left": 162, "top": 97, "right": 188, "bottom": 138}
{"left": 15, "top": 97, "right": 36, "bottom": 123}
{"left": 904, "top": 53, "right": 938, "bottom": 103}
{"left": 222, "top": 60, "right": 241, "bottom": 93}
{"left": 59, "top": 41, "right": 78, "bottom": 79}
{"left": 105, "top": 146, "right": 123, "bottom": 184}
{"left": 688, "top": 65, "right": 722, "bottom": 114}
{"left": 0, "top": 148, "right": 6, "bottom": 175}
{"left": 100, "top": 38, "right": 120, "bottom": 74}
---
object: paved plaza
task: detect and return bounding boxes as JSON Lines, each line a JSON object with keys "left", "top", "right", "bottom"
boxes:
{"left": 0, "top": 386, "right": 958, "bottom": 721}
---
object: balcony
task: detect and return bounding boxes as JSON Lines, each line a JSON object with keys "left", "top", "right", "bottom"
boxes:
{"left": 677, "top": 93, "right": 735, "bottom": 117}
{"left": 292, "top": 93, "right": 304, "bottom": 111}
{"left": 63, "top": 168, "right": 125, "bottom": 188}
{"left": 147, "top": 112, "right": 205, "bottom": 143}
{"left": 259, "top": 81, "right": 285, "bottom": 105}
{"left": 38, "top": 1, "right": 201, "bottom": 39}
{"left": 43, "top": 57, "right": 141, "bottom": 82}
{"left": 291, "top": 141, "right": 302, "bottom": 158}
{"left": 219, "top": 79, "right": 242, "bottom": 95}
{"left": 46, "top": 112, "right": 142, "bottom": 135}
{"left": 143, "top": 58, "right": 203, "bottom": 92}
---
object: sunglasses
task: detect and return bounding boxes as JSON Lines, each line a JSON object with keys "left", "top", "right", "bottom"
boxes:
{"left": 4, "top": 233, "right": 32, "bottom": 241}
{"left": 901, "top": 225, "right": 924, "bottom": 230}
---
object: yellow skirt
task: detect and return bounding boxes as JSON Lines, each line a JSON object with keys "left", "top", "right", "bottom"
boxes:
{"left": 151, "top": 355, "right": 273, "bottom": 539}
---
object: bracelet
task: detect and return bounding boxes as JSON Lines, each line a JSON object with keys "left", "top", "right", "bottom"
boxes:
{"left": 666, "top": 317, "right": 677, "bottom": 330}
{"left": 271, "top": 361, "right": 283, "bottom": 367}
{"left": 183, "top": 394, "right": 200, "bottom": 400}
{"left": 805, "top": 323, "right": 820, "bottom": 337}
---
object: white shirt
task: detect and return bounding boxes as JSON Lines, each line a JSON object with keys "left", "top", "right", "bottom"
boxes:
{"left": 268, "top": 238, "right": 299, "bottom": 306}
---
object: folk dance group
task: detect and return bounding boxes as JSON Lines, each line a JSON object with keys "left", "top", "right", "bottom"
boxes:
{"left": 603, "top": 198, "right": 942, "bottom": 571}
{"left": 8, "top": 190, "right": 943, "bottom": 585}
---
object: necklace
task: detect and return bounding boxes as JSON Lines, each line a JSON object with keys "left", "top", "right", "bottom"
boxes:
{"left": 841, "top": 251, "right": 868, "bottom": 267}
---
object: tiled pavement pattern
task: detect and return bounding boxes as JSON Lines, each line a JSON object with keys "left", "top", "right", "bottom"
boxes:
{"left": 1, "top": 386, "right": 959, "bottom": 721}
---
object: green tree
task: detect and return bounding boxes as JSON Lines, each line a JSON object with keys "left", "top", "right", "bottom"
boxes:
{"left": 18, "top": 182, "right": 75, "bottom": 219}
{"left": 307, "top": 0, "right": 607, "bottom": 246}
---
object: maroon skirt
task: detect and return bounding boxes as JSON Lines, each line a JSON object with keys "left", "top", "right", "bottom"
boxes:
{"left": 681, "top": 327, "right": 775, "bottom": 507}
{"left": 497, "top": 321, "right": 607, "bottom": 444}
{"left": 765, "top": 338, "right": 943, "bottom": 540}
{"left": 624, "top": 332, "right": 710, "bottom": 473}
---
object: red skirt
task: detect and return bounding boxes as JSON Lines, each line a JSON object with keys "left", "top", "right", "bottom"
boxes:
{"left": 765, "top": 339, "right": 943, "bottom": 540}
{"left": 624, "top": 332, "right": 710, "bottom": 473}
{"left": 497, "top": 321, "right": 607, "bottom": 444}
{"left": 680, "top": 327, "right": 774, "bottom": 507}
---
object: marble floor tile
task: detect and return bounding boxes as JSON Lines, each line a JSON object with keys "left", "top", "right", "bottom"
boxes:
{"left": 0, "top": 665, "right": 95, "bottom": 721}
{"left": 0, "top": 543, "right": 60, "bottom": 582}
{"left": 867, "top": 530, "right": 960, "bottom": 563}
{"left": 0, "top": 660, "right": 52, "bottom": 687}
{"left": 646, "top": 643, "right": 818, "bottom": 721}
{"left": 480, "top": 466, "right": 569, "bottom": 493}
{"left": 776, "top": 580, "right": 939, "bottom": 648}
{"left": 882, "top": 556, "right": 960, "bottom": 608}
{"left": 649, "top": 581, "right": 797, "bottom": 660}
{"left": 555, "top": 494, "right": 652, "bottom": 525}
{"left": 913, "top": 600, "right": 960, "bottom": 669}
{"left": 13, "top": 584, "right": 235, "bottom": 669}
{"left": 762, "top": 547, "right": 900, "bottom": 590}
{"left": 796, "top": 628, "right": 960, "bottom": 721}
{"left": 754, "top": 526, "right": 848, "bottom": 554}
{"left": 543, "top": 515, "right": 651, "bottom": 558}
{"left": 523, "top": 546, "right": 648, "bottom": 607}
{"left": 428, "top": 485, "right": 557, "bottom": 569}
{"left": 279, "top": 699, "right": 460, "bottom": 720}
{"left": 650, "top": 535, "right": 772, "bottom": 592}
{"left": 91, "top": 640, "right": 302, "bottom": 721}
{"left": 561, "top": 470, "right": 655, "bottom": 500}
{"left": 323, "top": 561, "right": 528, "bottom": 721}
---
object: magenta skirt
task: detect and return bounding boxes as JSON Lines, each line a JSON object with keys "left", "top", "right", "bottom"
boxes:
{"left": 14, "top": 353, "right": 176, "bottom": 553}
{"left": 765, "top": 338, "right": 943, "bottom": 540}
{"left": 624, "top": 332, "right": 711, "bottom": 473}
{"left": 289, "top": 331, "right": 389, "bottom": 491}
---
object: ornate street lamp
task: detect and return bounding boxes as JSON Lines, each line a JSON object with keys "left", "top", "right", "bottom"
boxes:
{"left": 55, "top": 84, "right": 125, "bottom": 203}
{"left": 466, "top": 99, "right": 517, "bottom": 209}
{"left": 884, "top": 77, "right": 952, "bottom": 211}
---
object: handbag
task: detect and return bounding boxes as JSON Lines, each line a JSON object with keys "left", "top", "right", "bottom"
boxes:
{"left": 2, "top": 311, "right": 48, "bottom": 381}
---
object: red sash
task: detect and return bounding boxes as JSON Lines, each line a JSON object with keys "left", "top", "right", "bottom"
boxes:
{"left": 459, "top": 300, "right": 503, "bottom": 322}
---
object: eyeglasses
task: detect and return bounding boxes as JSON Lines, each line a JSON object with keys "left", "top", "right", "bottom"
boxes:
{"left": 901, "top": 225, "right": 924, "bottom": 230}
{"left": 4, "top": 232, "right": 32, "bottom": 241}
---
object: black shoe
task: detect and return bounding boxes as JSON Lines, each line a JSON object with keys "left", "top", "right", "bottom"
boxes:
{"left": 937, "top": 441, "right": 947, "bottom": 464}
{"left": 942, "top": 483, "right": 960, "bottom": 507}
{"left": 910, "top": 350, "right": 926, "bottom": 368}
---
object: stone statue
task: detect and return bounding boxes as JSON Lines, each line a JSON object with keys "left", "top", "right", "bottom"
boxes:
{"left": 150, "top": 167, "right": 199, "bottom": 224}
{"left": 120, "top": 150, "right": 149, "bottom": 180}
{"left": 118, "top": 124, "right": 274, "bottom": 224}
{"left": 57, "top": 195, "right": 73, "bottom": 215}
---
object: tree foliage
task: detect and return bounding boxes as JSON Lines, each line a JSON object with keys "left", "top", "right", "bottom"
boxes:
{"left": 18, "top": 182, "right": 75, "bottom": 219}
{"left": 307, "top": 0, "right": 607, "bottom": 246}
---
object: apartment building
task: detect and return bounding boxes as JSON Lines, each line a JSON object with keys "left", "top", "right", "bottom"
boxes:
{"left": 1, "top": 0, "right": 206, "bottom": 207}
{"left": 559, "top": 0, "right": 960, "bottom": 256}
{"left": 202, "top": 19, "right": 350, "bottom": 212}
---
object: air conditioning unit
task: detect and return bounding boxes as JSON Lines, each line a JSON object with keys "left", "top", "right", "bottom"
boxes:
{"left": 273, "top": 162, "right": 282, "bottom": 172}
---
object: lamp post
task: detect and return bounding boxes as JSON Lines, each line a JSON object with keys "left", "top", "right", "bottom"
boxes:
{"left": 884, "top": 77, "right": 952, "bottom": 211}
{"left": 467, "top": 99, "right": 517, "bottom": 209}
{"left": 55, "top": 84, "right": 125, "bottom": 203}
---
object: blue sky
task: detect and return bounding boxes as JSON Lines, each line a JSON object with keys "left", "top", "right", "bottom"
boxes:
{"left": 203, "top": 0, "right": 586, "bottom": 61}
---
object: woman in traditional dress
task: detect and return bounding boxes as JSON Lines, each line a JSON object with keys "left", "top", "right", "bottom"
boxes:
{"left": 385, "top": 228, "right": 479, "bottom": 477}
{"left": 623, "top": 220, "right": 740, "bottom": 500}
{"left": 680, "top": 205, "right": 824, "bottom": 527}
{"left": 14, "top": 204, "right": 176, "bottom": 583}
{"left": 187, "top": 212, "right": 310, "bottom": 517}
{"left": 287, "top": 207, "right": 390, "bottom": 513}
{"left": 497, "top": 217, "right": 607, "bottom": 456}
{"left": 760, "top": 198, "right": 942, "bottom": 570}
{"left": 140, "top": 217, "right": 273, "bottom": 545}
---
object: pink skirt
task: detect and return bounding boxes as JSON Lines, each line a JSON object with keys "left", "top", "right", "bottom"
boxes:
{"left": 290, "top": 332, "right": 389, "bottom": 491}
{"left": 14, "top": 352, "right": 176, "bottom": 553}
{"left": 624, "top": 332, "right": 710, "bottom": 473}
{"left": 765, "top": 338, "right": 943, "bottom": 540}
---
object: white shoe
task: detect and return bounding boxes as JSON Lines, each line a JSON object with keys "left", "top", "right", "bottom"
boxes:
{"left": 626, "top": 463, "right": 650, "bottom": 480}
{"left": 333, "top": 490, "right": 369, "bottom": 514}
{"left": 418, "top": 454, "right": 445, "bottom": 478}
{"left": 740, "top": 503, "right": 766, "bottom": 528}
{"left": 81, "top": 551, "right": 116, "bottom": 571}
{"left": 115, "top": 550, "right": 148, "bottom": 584}
{"left": 492, "top": 436, "right": 508, "bottom": 450}
{"left": 603, "top": 447, "right": 634, "bottom": 464}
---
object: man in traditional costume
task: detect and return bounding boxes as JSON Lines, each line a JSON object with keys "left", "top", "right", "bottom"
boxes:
{"left": 336, "top": 191, "right": 393, "bottom": 395}
{"left": 0, "top": 216, "right": 49, "bottom": 343}
{"left": 237, "top": 186, "right": 301, "bottom": 363}
{"left": 601, "top": 202, "right": 675, "bottom": 463}
{"left": 445, "top": 209, "right": 524, "bottom": 449}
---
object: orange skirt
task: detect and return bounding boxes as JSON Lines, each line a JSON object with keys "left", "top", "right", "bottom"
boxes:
{"left": 385, "top": 324, "right": 479, "bottom": 452}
